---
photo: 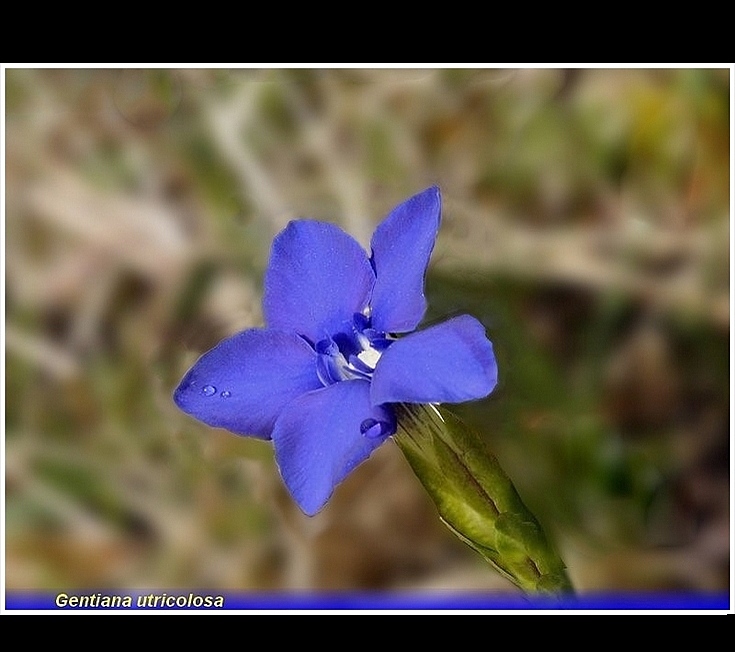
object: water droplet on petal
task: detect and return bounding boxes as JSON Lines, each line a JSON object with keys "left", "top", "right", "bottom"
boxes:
{"left": 202, "top": 385, "right": 216, "bottom": 397}
{"left": 360, "top": 418, "right": 387, "bottom": 439}
{"left": 220, "top": 390, "right": 231, "bottom": 398}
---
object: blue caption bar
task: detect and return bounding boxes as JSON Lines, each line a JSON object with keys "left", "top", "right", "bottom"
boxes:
{"left": 4, "top": 591, "right": 730, "bottom": 611}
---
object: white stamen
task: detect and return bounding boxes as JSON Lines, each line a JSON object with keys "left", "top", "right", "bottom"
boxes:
{"left": 357, "top": 347, "right": 382, "bottom": 370}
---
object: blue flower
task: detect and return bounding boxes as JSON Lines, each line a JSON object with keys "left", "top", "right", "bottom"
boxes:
{"left": 174, "top": 187, "right": 498, "bottom": 515}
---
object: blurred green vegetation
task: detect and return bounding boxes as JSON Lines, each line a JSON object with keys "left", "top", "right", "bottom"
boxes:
{"left": 5, "top": 68, "right": 730, "bottom": 593}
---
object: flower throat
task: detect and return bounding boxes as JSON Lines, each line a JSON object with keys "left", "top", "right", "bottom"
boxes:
{"left": 314, "top": 312, "right": 394, "bottom": 387}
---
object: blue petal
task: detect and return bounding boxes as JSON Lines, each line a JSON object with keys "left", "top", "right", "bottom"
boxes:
{"left": 369, "top": 186, "right": 441, "bottom": 333}
{"left": 370, "top": 315, "right": 498, "bottom": 405}
{"left": 272, "top": 380, "right": 395, "bottom": 515}
{"left": 173, "top": 329, "right": 321, "bottom": 439}
{"left": 263, "top": 220, "right": 375, "bottom": 343}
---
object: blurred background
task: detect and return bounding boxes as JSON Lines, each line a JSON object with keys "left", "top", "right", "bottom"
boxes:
{"left": 4, "top": 68, "right": 730, "bottom": 595}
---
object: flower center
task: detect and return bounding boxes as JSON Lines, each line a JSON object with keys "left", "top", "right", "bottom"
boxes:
{"left": 314, "top": 313, "right": 393, "bottom": 387}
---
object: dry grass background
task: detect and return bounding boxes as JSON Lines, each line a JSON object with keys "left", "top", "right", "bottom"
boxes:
{"left": 4, "top": 68, "right": 730, "bottom": 594}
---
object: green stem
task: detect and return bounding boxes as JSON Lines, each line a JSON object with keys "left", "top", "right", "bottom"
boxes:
{"left": 393, "top": 403, "right": 574, "bottom": 595}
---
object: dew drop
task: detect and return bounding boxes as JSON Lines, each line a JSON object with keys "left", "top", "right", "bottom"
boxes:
{"left": 360, "top": 418, "right": 385, "bottom": 439}
{"left": 220, "top": 390, "right": 231, "bottom": 398}
{"left": 202, "top": 385, "right": 217, "bottom": 397}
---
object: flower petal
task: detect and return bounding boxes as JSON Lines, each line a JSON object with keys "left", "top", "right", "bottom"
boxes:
{"left": 370, "top": 315, "right": 498, "bottom": 405}
{"left": 173, "top": 329, "right": 321, "bottom": 439}
{"left": 263, "top": 220, "right": 375, "bottom": 343}
{"left": 369, "top": 186, "right": 441, "bottom": 333}
{"left": 272, "top": 380, "right": 395, "bottom": 515}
